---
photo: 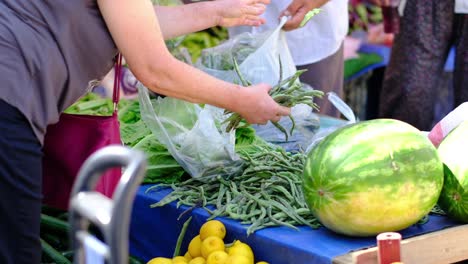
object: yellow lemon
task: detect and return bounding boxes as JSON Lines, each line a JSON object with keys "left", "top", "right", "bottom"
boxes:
{"left": 184, "top": 252, "right": 193, "bottom": 262}
{"left": 206, "top": 250, "right": 229, "bottom": 264}
{"left": 199, "top": 220, "right": 226, "bottom": 241}
{"left": 225, "top": 255, "right": 251, "bottom": 264}
{"left": 188, "top": 235, "right": 203, "bottom": 258}
{"left": 256, "top": 262, "right": 269, "bottom": 264}
{"left": 227, "top": 241, "right": 254, "bottom": 263}
{"left": 188, "top": 256, "right": 206, "bottom": 264}
{"left": 173, "top": 256, "right": 189, "bottom": 263}
{"left": 147, "top": 257, "right": 173, "bottom": 264}
{"left": 201, "top": 236, "right": 226, "bottom": 259}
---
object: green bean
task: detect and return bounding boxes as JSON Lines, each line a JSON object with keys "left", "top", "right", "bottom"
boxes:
{"left": 267, "top": 206, "right": 299, "bottom": 231}
{"left": 232, "top": 57, "right": 251, "bottom": 87}
{"left": 150, "top": 194, "right": 182, "bottom": 208}
{"left": 247, "top": 206, "right": 267, "bottom": 235}
{"left": 173, "top": 216, "right": 192, "bottom": 257}
{"left": 149, "top": 144, "right": 323, "bottom": 234}
{"left": 289, "top": 115, "right": 296, "bottom": 136}
{"left": 216, "top": 184, "right": 226, "bottom": 209}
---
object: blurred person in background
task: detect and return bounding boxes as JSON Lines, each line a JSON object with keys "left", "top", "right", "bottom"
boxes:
{"left": 378, "top": 0, "right": 468, "bottom": 131}
{"left": 0, "top": 0, "right": 290, "bottom": 263}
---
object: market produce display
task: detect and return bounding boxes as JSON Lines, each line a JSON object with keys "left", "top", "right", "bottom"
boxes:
{"left": 62, "top": 92, "right": 323, "bottom": 235}
{"left": 55, "top": 89, "right": 468, "bottom": 264}
{"left": 149, "top": 126, "right": 322, "bottom": 235}
{"left": 437, "top": 121, "right": 468, "bottom": 223}
{"left": 303, "top": 119, "right": 444, "bottom": 236}
{"left": 63, "top": 93, "right": 453, "bottom": 239}
{"left": 146, "top": 219, "right": 268, "bottom": 264}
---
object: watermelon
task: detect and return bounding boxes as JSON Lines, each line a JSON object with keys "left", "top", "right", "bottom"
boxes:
{"left": 303, "top": 119, "right": 444, "bottom": 237}
{"left": 437, "top": 121, "right": 468, "bottom": 223}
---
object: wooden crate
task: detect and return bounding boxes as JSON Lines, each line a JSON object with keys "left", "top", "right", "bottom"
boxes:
{"left": 333, "top": 224, "right": 468, "bottom": 264}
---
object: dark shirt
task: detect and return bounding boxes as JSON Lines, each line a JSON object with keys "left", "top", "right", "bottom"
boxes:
{"left": 0, "top": 0, "right": 117, "bottom": 144}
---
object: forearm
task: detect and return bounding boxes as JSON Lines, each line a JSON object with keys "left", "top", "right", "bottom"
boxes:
{"left": 154, "top": 2, "right": 220, "bottom": 39}
{"left": 134, "top": 52, "right": 241, "bottom": 112}
{"left": 98, "top": 0, "right": 260, "bottom": 113}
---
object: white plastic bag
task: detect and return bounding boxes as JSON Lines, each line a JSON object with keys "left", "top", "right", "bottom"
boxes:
{"left": 306, "top": 92, "right": 357, "bottom": 153}
{"left": 137, "top": 84, "right": 243, "bottom": 178}
{"left": 196, "top": 16, "right": 296, "bottom": 86}
{"left": 252, "top": 104, "right": 320, "bottom": 152}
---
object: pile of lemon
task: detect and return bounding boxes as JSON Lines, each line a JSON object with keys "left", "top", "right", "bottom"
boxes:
{"left": 147, "top": 220, "right": 269, "bottom": 264}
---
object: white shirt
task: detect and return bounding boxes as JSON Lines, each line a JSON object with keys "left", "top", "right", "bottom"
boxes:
{"left": 455, "top": 0, "right": 468, "bottom": 13}
{"left": 228, "top": 0, "right": 349, "bottom": 66}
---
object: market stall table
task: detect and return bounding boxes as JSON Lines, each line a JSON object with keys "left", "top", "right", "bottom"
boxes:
{"left": 129, "top": 186, "right": 466, "bottom": 264}
{"left": 128, "top": 116, "right": 467, "bottom": 264}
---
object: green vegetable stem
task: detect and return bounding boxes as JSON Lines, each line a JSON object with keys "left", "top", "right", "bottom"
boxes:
{"left": 223, "top": 57, "right": 323, "bottom": 141}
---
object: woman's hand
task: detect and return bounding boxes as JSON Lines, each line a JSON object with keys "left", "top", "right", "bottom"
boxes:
{"left": 214, "top": 0, "right": 270, "bottom": 28}
{"left": 235, "top": 83, "right": 291, "bottom": 124}
{"left": 280, "top": 0, "right": 328, "bottom": 31}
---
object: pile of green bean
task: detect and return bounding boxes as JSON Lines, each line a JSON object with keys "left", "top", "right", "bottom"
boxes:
{"left": 223, "top": 58, "right": 324, "bottom": 141}
{"left": 148, "top": 144, "right": 322, "bottom": 235}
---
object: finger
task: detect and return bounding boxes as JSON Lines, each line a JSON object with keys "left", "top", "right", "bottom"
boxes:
{"left": 271, "top": 115, "right": 282, "bottom": 123}
{"left": 276, "top": 105, "right": 291, "bottom": 116}
{"left": 252, "top": 0, "right": 270, "bottom": 5}
{"left": 285, "top": 1, "right": 302, "bottom": 17}
{"left": 282, "top": 7, "right": 307, "bottom": 31}
{"left": 259, "top": 119, "right": 268, "bottom": 125}
{"left": 254, "top": 83, "right": 272, "bottom": 93}
{"left": 279, "top": 10, "right": 291, "bottom": 19}
{"left": 244, "top": 4, "right": 266, "bottom": 15}
{"left": 244, "top": 17, "right": 266, "bottom": 26}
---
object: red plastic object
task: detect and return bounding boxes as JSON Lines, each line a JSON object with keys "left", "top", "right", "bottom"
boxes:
{"left": 377, "top": 232, "right": 402, "bottom": 264}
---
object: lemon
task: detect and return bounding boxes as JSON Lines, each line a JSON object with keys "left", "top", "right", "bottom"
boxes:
{"left": 147, "top": 257, "right": 173, "bottom": 264}
{"left": 188, "top": 235, "right": 203, "bottom": 257}
{"left": 188, "top": 256, "right": 206, "bottom": 264}
{"left": 227, "top": 241, "right": 254, "bottom": 263}
{"left": 225, "top": 255, "right": 252, "bottom": 264}
{"left": 199, "top": 220, "right": 226, "bottom": 241}
{"left": 206, "top": 250, "right": 229, "bottom": 264}
{"left": 173, "top": 256, "right": 189, "bottom": 263}
{"left": 201, "top": 236, "right": 226, "bottom": 259}
{"left": 184, "top": 252, "right": 193, "bottom": 261}
{"left": 256, "top": 262, "right": 269, "bottom": 264}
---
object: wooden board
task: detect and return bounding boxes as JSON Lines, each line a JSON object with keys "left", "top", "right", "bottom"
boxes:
{"left": 333, "top": 225, "right": 468, "bottom": 264}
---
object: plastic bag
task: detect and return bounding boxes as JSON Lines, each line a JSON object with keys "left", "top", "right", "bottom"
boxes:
{"left": 196, "top": 16, "right": 296, "bottom": 86}
{"left": 137, "top": 83, "right": 243, "bottom": 178}
{"left": 305, "top": 92, "right": 358, "bottom": 153}
{"left": 253, "top": 103, "right": 320, "bottom": 152}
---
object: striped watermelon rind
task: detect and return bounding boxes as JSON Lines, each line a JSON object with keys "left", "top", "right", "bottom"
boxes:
{"left": 437, "top": 121, "right": 468, "bottom": 223}
{"left": 303, "top": 119, "right": 444, "bottom": 237}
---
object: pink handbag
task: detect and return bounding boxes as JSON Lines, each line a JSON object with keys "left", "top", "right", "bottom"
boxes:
{"left": 42, "top": 54, "right": 123, "bottom": 210}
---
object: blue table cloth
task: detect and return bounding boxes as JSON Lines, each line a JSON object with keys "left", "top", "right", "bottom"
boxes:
{"left": 129, "top": 185, "right": 460, "bottom": 264}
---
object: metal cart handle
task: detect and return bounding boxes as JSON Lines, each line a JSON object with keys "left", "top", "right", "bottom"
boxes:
{"left": 69, "top": 145, "right": 147, "bottom": 264}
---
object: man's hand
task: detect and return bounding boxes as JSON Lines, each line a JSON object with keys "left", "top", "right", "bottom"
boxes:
{"left": 215, "top": 0, "right": 271, "bottom": 27}
{"left": 280, "top": 0, "right": 328, "bottom": 31}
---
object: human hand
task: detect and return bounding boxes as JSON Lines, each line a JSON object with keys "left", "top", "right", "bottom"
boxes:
{"left": 214, "top": 0, "right": 270, "bottom": 28}
{"left": 236, "top": 83, "right": 291, "bottom": 125}
{"left": 280, "top": 0, "right": 328, "bottom": 31}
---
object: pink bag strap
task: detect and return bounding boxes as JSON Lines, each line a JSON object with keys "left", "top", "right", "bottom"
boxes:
{"left": 112, "top": 53, "right": 123, "bottom": 114}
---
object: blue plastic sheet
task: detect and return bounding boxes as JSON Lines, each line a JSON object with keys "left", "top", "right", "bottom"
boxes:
{"left": 129, "top": 185, "right": 460, "bottom": 264}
